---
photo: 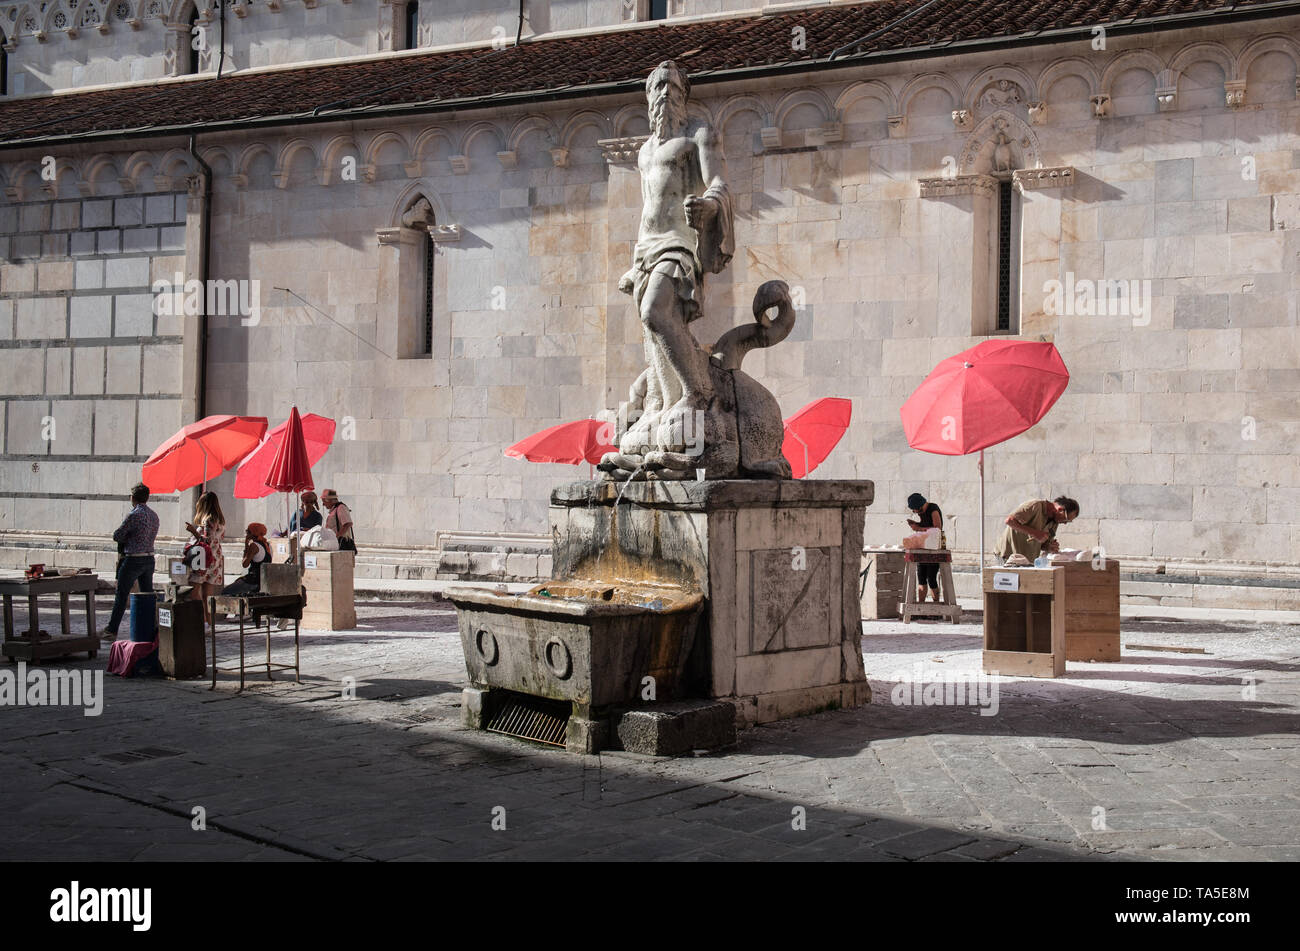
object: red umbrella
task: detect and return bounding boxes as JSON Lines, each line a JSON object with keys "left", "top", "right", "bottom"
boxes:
{"left": 505, "top": 419, "right": 616, "bottom": 467}
{"left": 265, "top": 406, "right": 315, "bottom": 494}
{"left": 234, "top": 414, "right": 336, "bottom": 499}
{"left": 142, "top": 415, "right": 268, "bottom": 494}
{"left": 782, "top": 398, "right": 852, "bottom": 479}
{"left": 900, "top": 340, "right": 1070, "bottom": 569}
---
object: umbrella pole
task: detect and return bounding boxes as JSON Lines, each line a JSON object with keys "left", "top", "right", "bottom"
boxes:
{"left": 979, "top": 449, "right": 986, "bottom": 575}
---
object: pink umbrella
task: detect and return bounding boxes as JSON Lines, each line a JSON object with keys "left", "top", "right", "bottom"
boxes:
{"left": 234, "top": 414, "right": 336, "bottom": 499}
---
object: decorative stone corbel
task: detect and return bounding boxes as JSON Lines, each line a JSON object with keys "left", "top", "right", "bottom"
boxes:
{"left": 268, "top": 0, "right": 282, "bottom": 11}
{"left": 596, "top": 136, "right": 647, "bottom": 167}
{"left": 231, "top": 173, "right": 249, "bottom": 190}
{"left": 303, "top": 0, "right": 318, "bottom": 7}
{"left": 127, "top": 18, "right": 141, "bottom": 30}
{"left": 375, "top": 227, "right": 412, "bottom": 248}
{"left": 428, "top": 224, "right": 462, "bottom": 243}
{"left": 887, "top": 115, "right": 906, "bottom": 138}
{"left": 1224, "top": 80, "right": 1246, "bottom": 109}
{"left": 952, "top": 109, "right": 973, "bottom": 131}
{"left": 186, "top": 174, "right": 206, "bottom": 198}
{"left": 497, "top": 150, "right": 518, "bottom": 170}
{"left": 67, "top": 26, "right": 79, "bottom": 39}
{"left": 117, "top": 176, "right": 136, "bottom": 194}
{"left": 449, "top": 155, "right": 470, "bottom": 174}
{"left": 153, "top": 174, "right": 174, "bottom": 192}
{"left": 1012, "top": 166, "right": 1075, "bottom": 191}
{"left": 1156, "top": 87, "right": 1177, "bottom": 112}
{"left": 34, "top": 30, "right": 47, "bottom": 42}
{"left": 549, "top": 147, "right": 570, "bottom": 168}
{"left": 4, "top": 186, "right": 21, "bottom": 202}
{"left": 359, "top": 164, "right": 376, "bottom": 183}
{"left": 233, "top": 1, "right": 249, "bottom": 18}
{"left": 97, "top": 19, "right": 110, "bottom": 35}
{"left": 759, "top": 127, "right": 783, "bottom": 149}
{"left": 1027, "top": 101, "right": 1047, "bottom": 125}
{"left": 402, "top": 160, "right": 423, "bottom": 178}
{"left": 77, "top": 182, "right": 96, "bottom": 198}
{"left": 918, "top": 174, "right": 999, "bottom": 199}
{"left": 1091, "top": 94, "right": 1111, "bottom": 118}
{"left": 272, "top": 171, "right": 289, "bottom": 189}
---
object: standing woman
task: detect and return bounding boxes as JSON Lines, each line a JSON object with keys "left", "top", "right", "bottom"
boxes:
{"left": 322, "top": 489, "right": 355, "bottom": 552}
{"left": 186, "top": 491, "right": 226, "bottom": 621}
{"left": 906, "top": 492, "right": 946, "bottom": 604}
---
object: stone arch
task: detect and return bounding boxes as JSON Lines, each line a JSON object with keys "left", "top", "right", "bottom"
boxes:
{"left": 48, "top": 157, "right": 80, "bottom": 196}
{"left": 235, "top": 142, "right": 275, "bottom": 184}
{"left": 715, "top": 94, "right": 770, "bottom": 135}
{"left": 506, "top": 114, "right": 558, "bottom": 153}
{"left": 389, "top": 180, "right": 448, "bottom": 229}
{"left": 78, "top": 0, "right": 108, "bottom": 29}
{"left": 610, "top": 104, "right": 646, "bottom": 138}
{"left": 1100, "top": 49, "right": 1165, "bottom": 100}
{"left": 1038, "top": 57, "right": 1101, "bottom": 100}
{"left": 165, "top": 0, "right": 200, "bottom": 25}
{"left": 834, "top": 80, "right": 898, "bottom": 121}
{"left": 6, "top": 161, "right": 44, "bottom": 201}
{"left": 198, "top": 146, "right": 233, "bottom": 183}
{"left": 458, "top": 121, "right": 506, "bottom": 159}
{"left": 959, "top": 111, "right": 1040, "bottom": 175}
{"left": 899, "top": 72, "right": 963, "bottom": 118}
{"left": 42, "top": 2, "right": 75, "bottom": 33}
{"left": 559, "top": 110, "right": 611, "bottom": 150}
{"left": 319, "top": 134, "right": 360, "bottom": 174}
{"left": 121, "top": 151, "right": 157, "bottom": 190}
{"left": 362, "top": 130, "right": 410, "bottom": 168}
{"left": 80, "top": 154, "right": 121, "bottom": 195}
{"left": 1170, "top": 42, "right": 1238, "bottom": 83}
{"left": 274, "top": 137, "right": 318, "bottom": 188}
{"left": 412, "top": 127, "right": 455, "bottom": 163}
{"left": 13, "top": 5, "right": 39, "bottom": 36}
{"left": 1239, "top": 34, "right": 1300, "bottom": 104}
{"left": 963, "top": 64, "right": 1038, "bottom": 112}
{"left": 774, "top": 87, "right": 833, "bottom": 133}
{"left": 686, "top": 99, "right": 714, "bottom": 129}
{"left": 157, "top": 147, "right": 195, "bottom": 181}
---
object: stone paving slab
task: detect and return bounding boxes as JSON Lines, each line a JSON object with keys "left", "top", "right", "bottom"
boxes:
{"left": 1, "top": 597, "right": 1298, "bottom": 861}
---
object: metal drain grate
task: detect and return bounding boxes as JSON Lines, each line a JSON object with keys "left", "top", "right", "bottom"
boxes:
{"left": 387, "top": 711, "right": 439, "bottom": 726}
{"left": 483, "top": 692, "right": 569, "bottom": 748}
{"left": 102, "top": 747, "right": 184, "bottom": 765}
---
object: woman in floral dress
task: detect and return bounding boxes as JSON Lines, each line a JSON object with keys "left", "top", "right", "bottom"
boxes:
{"left": 186, "top": 491, "right": 226, "bottom": 622}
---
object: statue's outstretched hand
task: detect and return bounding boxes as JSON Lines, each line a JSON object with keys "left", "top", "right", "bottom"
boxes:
{"left": 684, "top": 194, "right": 718, "bottom": 230}
{"left": 617, "top": 269, "right": 636, "bottom": 294}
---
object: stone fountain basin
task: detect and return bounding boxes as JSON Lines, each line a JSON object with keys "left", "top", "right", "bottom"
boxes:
{"left": 449, "top": 583, "right": 704, "bottom": 710}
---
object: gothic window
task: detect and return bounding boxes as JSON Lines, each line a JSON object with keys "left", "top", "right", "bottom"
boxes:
{"left": 377, "top": 195, "right": 446, "bottom": 360}
{"left": 996, "top": 180, "right": 1017, "bottom": 332}
{"left": 187, "top": 7, "right": 201, "bottom": 74}
{"left": 403, "top": 0, "right": 418, "bottom": 51}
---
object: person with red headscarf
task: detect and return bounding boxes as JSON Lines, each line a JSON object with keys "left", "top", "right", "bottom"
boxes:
{"left": 221, "top": 522, "right": 272, "bottom": 597}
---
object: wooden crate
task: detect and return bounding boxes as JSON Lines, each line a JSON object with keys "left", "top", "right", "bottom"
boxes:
{"left": 861, "top": 548, "right": 905, "bottom": 620}
{"left": 982, "top": 566, "right": 1065, "bottom": 678}
{"left": 1059, "top": 558, "right": 1120, "bottom": 661}
{"left": 301, "top": 550, "right": 356, "bottom": 630}
{"left": 157, "top": 599, "right": 205, "bottom": 679}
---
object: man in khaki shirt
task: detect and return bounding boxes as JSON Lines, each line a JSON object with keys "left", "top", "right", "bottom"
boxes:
{"left": 995, "top": 497, "right": 1079, "bottom": 562}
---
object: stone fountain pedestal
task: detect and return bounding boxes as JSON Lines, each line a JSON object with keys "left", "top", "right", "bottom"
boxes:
{"left": 551, "top": 479, "right": 874, "bottom": 727}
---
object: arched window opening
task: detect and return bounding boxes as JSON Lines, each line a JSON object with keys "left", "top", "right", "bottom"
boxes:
{"left": 404, "top": 1, "right": 419, "bottom": 51}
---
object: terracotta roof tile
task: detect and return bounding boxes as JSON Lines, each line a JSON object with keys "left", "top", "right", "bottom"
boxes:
{"left": 0, "top": 0, "right": 1293, "bottom": 146}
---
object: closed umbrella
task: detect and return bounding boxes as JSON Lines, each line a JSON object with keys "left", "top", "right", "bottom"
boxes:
{"left": 264, "top": 407, "right": 315, "bottom": 585}
{"left": 900, "top": 340, "right": 1070, "bottom": 571}
{"left": 142, "top": 415, "right": 268, "bottom": 494}
{"left": 781, "top": 397, "right": 851, "bottom": 479}
{"left": 234, "top": 414, "right": 336, "bottom": 500}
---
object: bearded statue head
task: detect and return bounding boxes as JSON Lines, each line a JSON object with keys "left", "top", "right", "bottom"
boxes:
{"left": 646, "top": 60, "right": 690, "bottom": 141}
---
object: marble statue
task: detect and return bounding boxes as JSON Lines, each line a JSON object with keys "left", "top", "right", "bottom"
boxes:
{"left": 601, "top": 61, "right": 794, "bottom": 481}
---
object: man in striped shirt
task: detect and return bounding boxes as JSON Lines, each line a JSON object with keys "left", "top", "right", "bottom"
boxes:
{"left": 102, "top": 483, "right": 160, "bottom": 641}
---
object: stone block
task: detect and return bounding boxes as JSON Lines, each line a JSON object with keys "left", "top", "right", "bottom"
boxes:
{"left": 69, "top": 232, "right": 96, "bottom": 256}
{"left": 144, "top": 195, "right": 175, "bottom": 224}
{"left": 97, "top": 231, "right": 121, "bottom": 255}
{"left": 460, "top": 686, "right": 487, "bottom": 728}
{"left": 93, "top": 400, "right": 136, "bottom": 455}
{"left": 38, "top": 261, "right": 74, "bottom": 292}
{"left": 6, "top": 400, "right": 51, "bottom": 455}
{"left": 135, "top": 400, "right": 179, "bottom": 460}
{"left": 19, "top": 203, "right": 51, "bottom": 232}
{"left": 72, "top": 347, "right": 106, "bottom": 394}
{"left": 141, "top": 344, "right": 181, "bottom": 394}
{"left": 52, "top": 202, "right": 80, "bottom": 230}
{"left": 0, "top": 348, "right": 44, "bottom": 395}
{"left": 158, "top": 226, "right": 186, "bottom": 251}
{"left": 105, "top": 346, "right": 142, "bottom": 394}
{"left": 75, "top": 259, "right": 105, "bottom": 290}
{"left": 48, "top": 400, "right": 93, "bottom": 455}
{"left": 16, "top": 296, "right": 66, "bottom": 339}
{"left": 438, "top": 551, "right": 470, "bottom": 573}
{"left": 70, "top": 296, "right": 112, "bottom": 338}
{"left": 82, "top": 199, "right": 113, "bottom": 228}
{"left": 613, "top": 701, "right": 737, "bottom": 756}
{"left": 113, "top": 197, "right": 144, "bottom": 227}
{"left": 104, "top": 256, "right": 149, "bottom": 288}
{"left": 114, "top": 293, "right": 155, "bottom": 336}
{"left": 122, "top": 228, "right": 158, "bottom": 253}
{"left": 45, "top": 348, "right": 70, "bottom": 395}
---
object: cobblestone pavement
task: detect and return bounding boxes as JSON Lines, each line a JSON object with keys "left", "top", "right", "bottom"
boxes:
{"left": 2, "top": 598, "right": 1298, "bottom": 862}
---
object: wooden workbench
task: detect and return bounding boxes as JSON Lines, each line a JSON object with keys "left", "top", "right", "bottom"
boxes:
{"left": 1, "top": 573, "right": 99, "bottom": 664}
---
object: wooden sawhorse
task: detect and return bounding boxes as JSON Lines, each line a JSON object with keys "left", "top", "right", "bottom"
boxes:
{"left": 901, "top": 550, "right": 962, "bottom": 624}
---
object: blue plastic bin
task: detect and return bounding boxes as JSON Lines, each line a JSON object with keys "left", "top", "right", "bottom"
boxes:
{"left": 129, "top": 592, "right": 158, "bottom": 642}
